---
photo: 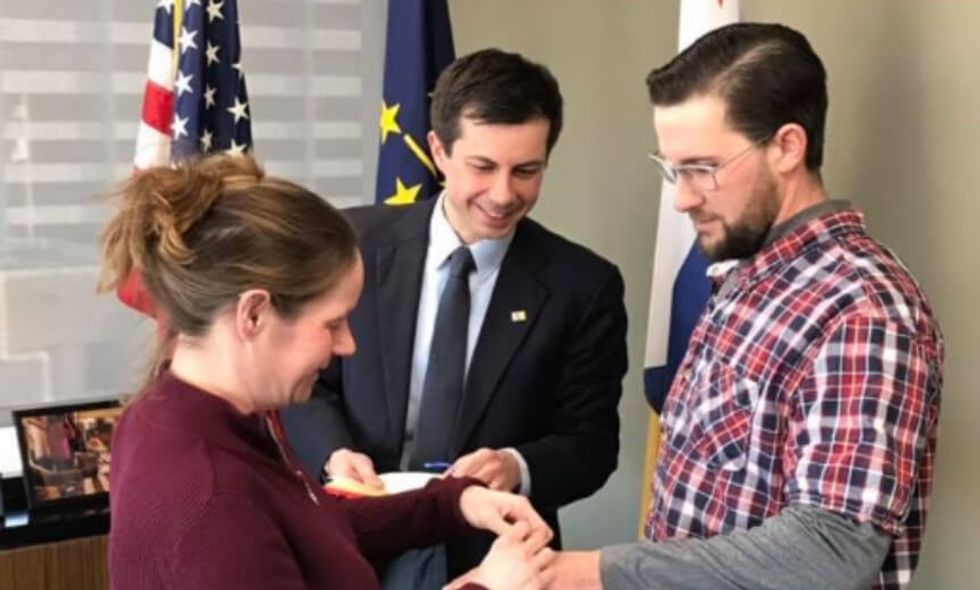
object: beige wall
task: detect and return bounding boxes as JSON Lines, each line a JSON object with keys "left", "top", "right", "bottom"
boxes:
{"left": 452, "top": 0, "right": 980, "bottom": 588}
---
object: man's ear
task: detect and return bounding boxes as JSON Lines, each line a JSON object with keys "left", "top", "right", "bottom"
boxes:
{"left": 428, "top": 130, "right": 449, "bottom": 175}
{"left": 235, "top": 289, "right": 273, "bottom": 340}
{"left": 770, "top": 122, "right": 808, "bottom": 174}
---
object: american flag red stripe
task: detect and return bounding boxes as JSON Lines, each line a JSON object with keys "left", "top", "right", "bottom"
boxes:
{"left": 140, "top": 82, "right": 174, "bottom": 137}
{"left": 133, "top": 1, "right": 179, "bottom": 170}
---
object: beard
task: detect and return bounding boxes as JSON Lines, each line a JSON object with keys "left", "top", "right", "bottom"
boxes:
{"left": 696, "top": 171, "right": 780, "bottom": 262}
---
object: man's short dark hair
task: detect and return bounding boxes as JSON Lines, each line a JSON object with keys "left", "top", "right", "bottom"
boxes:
{"left": 431, "top": 48, "right": 563, "bottom": 155}
{"left": 646, "top": 23, "right": 828, "bottom": 171}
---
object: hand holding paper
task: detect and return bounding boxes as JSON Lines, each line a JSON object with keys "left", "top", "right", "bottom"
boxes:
{"left": 325, "top": 447, "right": 383, "bottom": 489}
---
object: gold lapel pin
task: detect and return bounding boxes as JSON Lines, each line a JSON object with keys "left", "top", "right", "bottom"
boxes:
{"left": 510, "top": 310, "right": 527, "bottom": 323}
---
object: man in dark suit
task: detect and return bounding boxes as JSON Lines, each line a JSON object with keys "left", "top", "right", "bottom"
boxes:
{"left": 282, "top": 48, "right": 628, "bottom": 586}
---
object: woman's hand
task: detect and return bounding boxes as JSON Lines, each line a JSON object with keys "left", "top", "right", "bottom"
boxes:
{"left": 444, "top": 521, "right": 555, "bottom": 590}
{"left": 458, "top": 486, "right": 552, "bottom": 541}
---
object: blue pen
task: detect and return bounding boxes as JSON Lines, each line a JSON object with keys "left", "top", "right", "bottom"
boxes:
{"left": 423, "top": 461, "right": 452, "bottom": 472}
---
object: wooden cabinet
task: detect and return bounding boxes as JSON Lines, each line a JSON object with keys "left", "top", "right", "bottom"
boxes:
{"left": 0, "top": 534, "right": 108, "bottom": 590}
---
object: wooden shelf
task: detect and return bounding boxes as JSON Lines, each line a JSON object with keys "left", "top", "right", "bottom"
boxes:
{"left": 0, "top": 534, "right": 108, "bottom": 590}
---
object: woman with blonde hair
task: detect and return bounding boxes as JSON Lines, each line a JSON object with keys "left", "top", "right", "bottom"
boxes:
{"left": 100, "top": 155, "right": 554, "bottom": 590}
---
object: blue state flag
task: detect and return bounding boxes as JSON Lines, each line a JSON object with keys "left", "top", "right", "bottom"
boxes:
{"left": 375, "top": 0, "right": 455, "bottom": 205}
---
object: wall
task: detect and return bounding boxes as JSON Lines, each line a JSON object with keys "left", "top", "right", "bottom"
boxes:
{"left": 451, "top": 1, "right": 980, "bottom": 587}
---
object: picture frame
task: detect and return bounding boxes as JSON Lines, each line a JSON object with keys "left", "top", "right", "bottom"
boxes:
{"left": 12, "top": 399, "right": 123, "bottom": 513}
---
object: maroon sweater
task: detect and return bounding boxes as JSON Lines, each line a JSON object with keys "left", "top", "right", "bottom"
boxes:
{"left": 109, "top": 371, "right": 484, "bottom": 589}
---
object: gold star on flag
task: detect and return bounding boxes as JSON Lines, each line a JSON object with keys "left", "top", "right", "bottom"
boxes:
{"left": 385, "top": 178, "right": 421, "bottom": 205}
{"left": 379, "top": 101, "right": 402, "bottom": 144}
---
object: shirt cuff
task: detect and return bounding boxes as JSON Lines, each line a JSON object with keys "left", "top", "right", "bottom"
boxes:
{"left": 501, "top": 447, "right": 531, "bottom": 497}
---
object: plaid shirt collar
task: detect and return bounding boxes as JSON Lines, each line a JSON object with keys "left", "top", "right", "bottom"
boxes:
{"left": 725, "top": 202, "right": 863, "bottom": 295}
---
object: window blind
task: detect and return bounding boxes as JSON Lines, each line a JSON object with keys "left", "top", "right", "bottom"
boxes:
{"left": 0, "top": 0, "right": 382, "bottom": 452}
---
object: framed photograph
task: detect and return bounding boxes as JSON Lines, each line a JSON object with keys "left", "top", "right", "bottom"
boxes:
{"left": 12, "top": 399, "right": 123, "bottom": 512}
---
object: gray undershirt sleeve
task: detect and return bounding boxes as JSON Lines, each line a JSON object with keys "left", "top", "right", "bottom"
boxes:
{"left": 600, "top": 505, "right": 891, "bottom": 590}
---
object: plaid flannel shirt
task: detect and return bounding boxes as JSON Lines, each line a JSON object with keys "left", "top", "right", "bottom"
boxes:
{"left": 646, "top": 209, "right": 944, "bottom": 589}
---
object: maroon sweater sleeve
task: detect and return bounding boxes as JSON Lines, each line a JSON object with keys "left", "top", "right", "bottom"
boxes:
{"left": 337, "top": 476, "right": 481, "bottom": 563}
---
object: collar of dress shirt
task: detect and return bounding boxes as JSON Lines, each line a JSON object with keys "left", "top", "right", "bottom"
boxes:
{"left": 427, "top": 192, "right": 514, "bottom": 282}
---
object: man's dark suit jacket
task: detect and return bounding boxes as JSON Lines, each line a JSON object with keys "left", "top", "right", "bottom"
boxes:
{"left": 282, "top": 198, "right": 628, "bottom": 577}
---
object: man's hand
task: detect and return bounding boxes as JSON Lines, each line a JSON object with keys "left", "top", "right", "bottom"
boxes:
{"left": 458, "top": 486, "right": 551, "bottom": 541}
{"left": 449, "top": 448, "right": 521, "bottom": 492}
{"left": 444, "top": 521, "right": 555, "bottom": 590}
{"left": 325, "top": 448, "right": 383, "bottom": 489}
{"left": 545, "top": 551, "right": 602, "bottom": 590}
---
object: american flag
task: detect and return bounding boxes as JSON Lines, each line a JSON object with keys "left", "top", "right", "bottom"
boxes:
{"left": 134, "top": 0, "right": 252, "bottom": 169}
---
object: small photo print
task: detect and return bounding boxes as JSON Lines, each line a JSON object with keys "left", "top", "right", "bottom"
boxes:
{"left": 14, "top": 401, "right": 122, "bottom": 509}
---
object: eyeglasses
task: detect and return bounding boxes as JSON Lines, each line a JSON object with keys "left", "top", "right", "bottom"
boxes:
{"left": 647, "top": 136, "right": 772, "bottom": 192}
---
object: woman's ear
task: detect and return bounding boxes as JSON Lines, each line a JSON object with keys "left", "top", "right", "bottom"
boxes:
{"left": 235, "top": 289, "right": 273, "bottom": 340}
